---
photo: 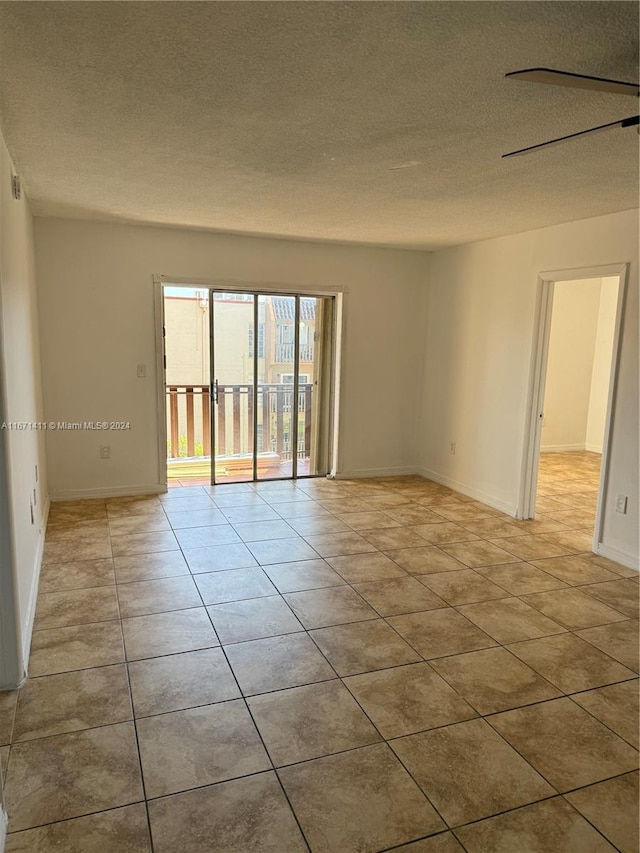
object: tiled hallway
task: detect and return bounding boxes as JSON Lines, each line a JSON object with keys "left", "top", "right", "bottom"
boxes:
{"left": 0, "top": 464, "right": 638, "bottom": 852}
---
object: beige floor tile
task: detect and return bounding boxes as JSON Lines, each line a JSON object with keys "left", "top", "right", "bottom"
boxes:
{"left": 128, "top": 647, "right": 240, "bottom": 717}
{"left": 273, "top": 501, "right": 334, "bottom": 520}
{"left": 530, "top": 555, "right": 618, "bottom": 585}
{"left": 387, "top": 608, "right": 497, "bottom": 660}
{"left": 4, "top": 803, "right": 151, "bottom": 853}
{"left": 428, "top": 505, "right": 493, "bottom": 523}
{"left": 182, "top": 543, "right": 257, "bottom": 573}
{"left": 219, "top": 504, "right": 280, "bottom": 524}
{"left": 147, "top": 772, "right": 307, "bottom": 853}
{"left": 164, "top": 508, "right": 227, "bottom": 529}
{"left": 136, "top": 699, "right": 269, "bottom": 798}
{"left": 385, "top": 546, "right": 467, "bottom": 574}
{"left": 475, "top": 561, "right": 567, "bottom": 594}
{"left": 110, "top": 530, "right": 179, "bottom": 557}
{"left": 34, "top": 586, "right": 120, "bottom": 630}
{"left": 409, "top": 523, "right": 479, "bottom": 545}
{"left": 337, "top": 510, "right": 402, "bottom": 530}
{"left": 571, "top": 681, "right": 639, "bottom": 748}
{"left": 48, "top": 502, "right": 107, "bottom": 524}
{"left": 117, "top": 576, "right": 201, "bottom": 617}
{"left": 353, "top": 577, "right": 447, "bottom": 616}
{"left": 225, "top": 632, "right": 335, "bottom": 695}
{"left": 344, "top": 663, "right": 476, "bottom": 738}
{"left": 419, "top": 569, "right": 510, "bottom": 605}
{"left": 286, "top": 515, "right": 352, "bottom": 536}
{"left": 362, "top": 528, "right": 430, "bottom": 550}
{"left": 385, "top": 832, "right": 465, "bottom": 852}
{"left": 440, "top": 541, "right": 517, "bottom": 568}
{"left": 208, "top": 596, "right": 302, "bottom": 643}
{"left": 279, "top": 743, "right": 445, "bottom": 852}
{"left": 248, "top": 680, "right": 381, "bottom": 766}
{"left": 565, "top": 772, "right": 639, "bottom": 853}
{"left": 432, "top": 647, "right": 560, "bottom": 714}
{"left": 122, "top": 608, "right": 219, "bottom": 660}
{"left": 108, "top": 515, "right": 171, "bottom": 536}
{"left": 174, "top": 525, "right": 240, "bottom": 550}
{"left": 4, "top": 722, "right": 143, "bottom": 831}
{"left": 263, "top": 558, "right": 345, "bottom": 592}
{"left": 577, "top": 619, "right": 640, "bottom": 672}
{"left": 457, "top": 597, "right": 566, "bottom": 644}
{"left": 233, "top": 519, "right": 297, "bottom": 542}
{"left": 454, "top": 796, "right": 618, "bottom": 852}
{"left": 507, "top": 633, "right": 636, "bottom": 693}
{"left": 303, "top": 531, "right": 377, "bottom": 558}
{"left": 520, "top": 587, "right": 628, "bottom": 630}
{"left": 248, "top": 537, "right": 320, "bottom": 564}
{"left": 580, "top": 578, "right": 639, "bottom": 618}
{"left": 193, "top": 567, "right": 276, "bottom": 605}
{"left": 13, "top": 665, "right": 132, "bottom": 741}
{"left": 315, "top": 497, "right": 373, "bottom": 514}
{"left": 282, "top": 586, "right": 376, "bottom": 629}
{"left": 38, "top": 559, "right": 115, "bottom": 594}
{"left": 543, "top": 530, "right": 597, "bottom": 553}
{"left": 588, "top": 554, "right": 639, "bottom": 578}
{"left": 488, "top": 535, "right": 572, "bottom": 561}
{"left": 327, "top": 551, "right": 408, "bottom": 583}
{"left": 113, "top": 551, "right": 190, "bottom": 583}
{"left": 457, "top": 518, "right": 524, "bottom": 539}
{"left": 0, "top": 691, "right": 17, "bottom": 745}
{"left": 489, "top": 697, "right": 638, "bottom": 792}
{"left": 391, "top": 718, "right": 553, "bottom": 827}
{"left": 29, "top": 622, "right": 125, "bottom": 676}
{"left": 42, "top": 539, "right": 112, "bottom": 565}
{"left": 383, "top": 507, "right": 445, "bottom": 526}
{"left": 309, "top": 619, "right": 421, "bottom": 676}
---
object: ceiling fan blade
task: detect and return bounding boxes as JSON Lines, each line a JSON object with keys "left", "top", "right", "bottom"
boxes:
{"left": 502, "top": 115, "right": 640, "bottom": 158}
{"left": 506, "top": 68, "right": 639, "bottom": 97}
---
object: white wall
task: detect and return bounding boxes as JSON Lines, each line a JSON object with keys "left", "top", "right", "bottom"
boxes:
{"left": 0, "top": 129, "right": 48, "bottom": 687}
{"left": 418, "top": 208, "right": 639, "bottom": 569}
{"left": 586, "top": 276, "right": 619, "bottom": 453}
{"left": 541, "top": 278, "right": 601, "bottom": 452}
{"left": 33, "top": 218, "right": 429, "bottom": 495}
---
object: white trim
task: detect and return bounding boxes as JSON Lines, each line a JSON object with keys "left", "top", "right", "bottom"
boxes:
{"left": 19, "top": 495, "right": 49, "bottom": 682}
{"left": 596, "top": 543, "right": 639, "bottom": 572}
{"left": 519, "top": 263, "right": 628, "bottom": 548}
{"left": 585, "top": 442, "right": 603, "bottom": 454}
{"left": 418, "top": 467, "right": 518, "bottom": 516}
{"left": 50, "top": 484, "right": 166, "bottom": 501}
{"left": 540, "top": 444, "right": 587, "bottom": 453}
{"left": 153, "top": 275, "right": 168, "bottom": 492}
{"left": 0, "top": 808, "right": 8, "bottom": 853}
{"left": 158, "top": 274, "right": 346, "bottom": 298}
{"left": 337, "top": 466, "right": 418, "bottom": 479}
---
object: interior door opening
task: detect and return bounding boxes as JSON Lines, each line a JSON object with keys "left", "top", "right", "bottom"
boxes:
{"left": 522, "top": 269, "right": 625, "bottom": 554}
{"left": 162, "top": 286, "right": 335, "bottom": 486}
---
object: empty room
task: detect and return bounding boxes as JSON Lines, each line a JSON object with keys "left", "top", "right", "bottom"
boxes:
{"left": 0, "top": 3, "right": 638, "bottom": 852}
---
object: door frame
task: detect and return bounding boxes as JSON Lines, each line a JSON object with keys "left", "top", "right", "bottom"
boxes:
{"left": 519, "top": 262, "right": 628, "bottom": 552}
{"left": 153, "top": 275, "right": 344, "bottom": 488}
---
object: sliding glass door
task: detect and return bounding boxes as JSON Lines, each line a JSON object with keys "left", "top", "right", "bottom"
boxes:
{"left": 210, "top": 291, "right": 333, "bottom": 485}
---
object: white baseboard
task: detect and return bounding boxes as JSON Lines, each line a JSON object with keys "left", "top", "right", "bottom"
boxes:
{"left": 539, "top": 444, "right": 586, "bottom": 453}
{"left": 20, "top": 496, "right": 50, "bottom": 682}
{"left": 596, "top": 543, "right": 639, "bottom": 572}
{"left": 0, "top": 808, "right": 7, "bottom": 853}
{"left": 585, "top": 442, "right": 603, "bottom": 454}
{"left": 335, "top": 466, "right": 417, "bottom": 479}
{"left": 50, "top": 484, "right": 167, "bottom": 501}
{"left": 417, "top": 467, "right": 517, "bottom": 517}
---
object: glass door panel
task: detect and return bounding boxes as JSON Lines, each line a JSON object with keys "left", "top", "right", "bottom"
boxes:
{"left": 212, "top": 292, "right": 255, "bottom": 484}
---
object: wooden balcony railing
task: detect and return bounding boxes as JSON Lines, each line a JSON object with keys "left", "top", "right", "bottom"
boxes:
{"left": 166, "top": 383, "right": 314, "bottom": 462}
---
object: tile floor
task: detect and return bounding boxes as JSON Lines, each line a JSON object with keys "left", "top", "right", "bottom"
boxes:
{"left": 0, "top": 452, "right": 638, "bottom": 851}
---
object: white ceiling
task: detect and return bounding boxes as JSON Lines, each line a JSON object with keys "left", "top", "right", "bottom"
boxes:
{"left": 0, "top": 1, "right": 637, "bottom": 249}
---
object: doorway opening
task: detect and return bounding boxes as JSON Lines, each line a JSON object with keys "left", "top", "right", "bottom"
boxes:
{"left": 521, "top": 266, "right": 626, "bottom": 554}
{"left": 161, "top": 286, "right": 336, "bottom": 486}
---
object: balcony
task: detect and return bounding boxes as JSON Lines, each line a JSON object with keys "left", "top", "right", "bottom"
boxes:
{"left": 166, "top": 383, "right": 314, "bottom": 482}
{"left": 274, "top": 342, "right": 314, "bottom": 363}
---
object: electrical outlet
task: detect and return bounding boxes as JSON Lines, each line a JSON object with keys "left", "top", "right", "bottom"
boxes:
{"left": 100, "top": 445, "right": 111, "bottom": 459}
{"left": 450, "top": 442, "right": 456, "bottom": 455}
{"left": 615, "top": 494, "right": 628, "bottom": 514}
{"left": 137, "top": 363, "right": 146, "bottom": 378}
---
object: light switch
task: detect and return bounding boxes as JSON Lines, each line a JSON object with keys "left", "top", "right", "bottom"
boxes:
{"left": 137, "top": 364, "right": 146, "bottom": 378}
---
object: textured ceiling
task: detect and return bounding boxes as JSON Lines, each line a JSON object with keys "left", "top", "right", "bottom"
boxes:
{"left": 0, "top": 1, "right": 637, "bottom": 249}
